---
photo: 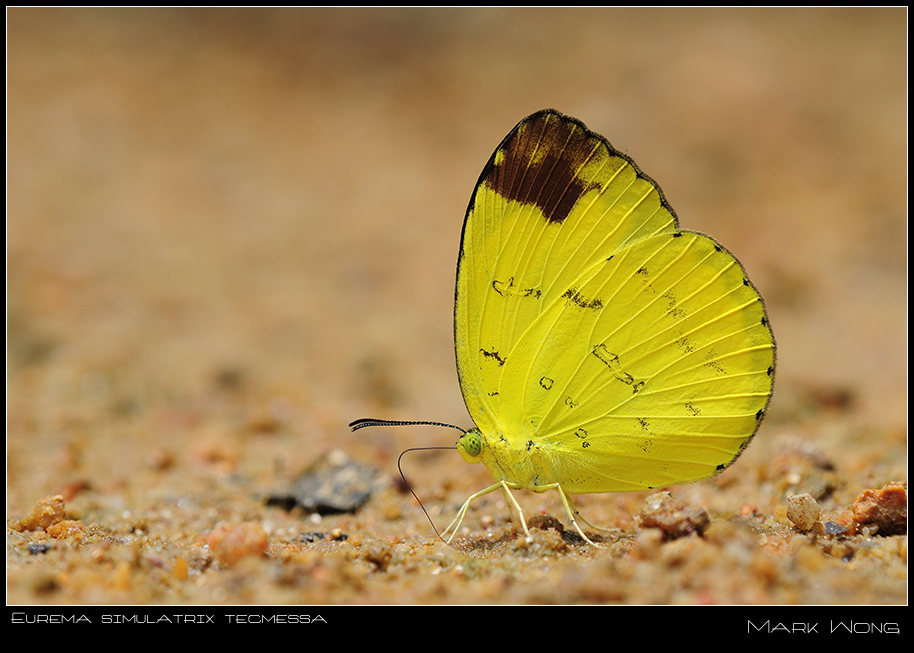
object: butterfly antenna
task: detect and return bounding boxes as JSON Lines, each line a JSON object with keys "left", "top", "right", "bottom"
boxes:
{"left": 349, "top": 418, "right": 467, "bottom": 433}
{"left": 397, "top": 446, "right": 458, "bottom": 541}
{"left": 350, "top": 418, "right": 466, "bottom": 543}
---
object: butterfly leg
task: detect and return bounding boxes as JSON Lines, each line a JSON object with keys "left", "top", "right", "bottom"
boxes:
{"left": 440, "top": 481, "right": 505, "bottom": 544}
{"left": 499, "top": 481, "right": 532, "bottom": 538}
{"left": 542, "top": 483, "right": 604, "bottom": 548}
{"left": 571, "top": 506, "right": 621, "bottom": 536}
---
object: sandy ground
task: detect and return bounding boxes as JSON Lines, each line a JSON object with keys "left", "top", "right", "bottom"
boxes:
{"left": 7, "top": 8, "right": 907, "bottom": 608}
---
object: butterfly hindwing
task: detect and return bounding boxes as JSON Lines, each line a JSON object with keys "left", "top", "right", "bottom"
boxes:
{"left": 502, "top": 231, "right": 774, "bottom": 491}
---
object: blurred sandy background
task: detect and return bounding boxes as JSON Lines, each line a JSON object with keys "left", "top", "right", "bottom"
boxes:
{"left": 7, "top": 8, "right": 906, "bottom": 605}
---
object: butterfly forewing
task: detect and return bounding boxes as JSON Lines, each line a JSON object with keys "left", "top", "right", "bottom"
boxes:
{"left": 456, "top": 112, "right": 675, "bottom": 424}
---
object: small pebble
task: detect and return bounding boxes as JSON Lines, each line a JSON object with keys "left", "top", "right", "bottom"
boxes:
{"left": 638, "top": 492, "right": 710, "bottom": 540}
{"left": 852, "top": 482, "right": 907, "bottom": 535}
{"left": 205, "top": 522, "right": 268, "bottom": 566}
{"left": 11, "top": 495, "right": 67, "bottom": 532}
{"left": 267, "top": 450, "right": 383, "bottom": 515}
{"left": 786, "top": 493, "right": 820, "bottom": 531}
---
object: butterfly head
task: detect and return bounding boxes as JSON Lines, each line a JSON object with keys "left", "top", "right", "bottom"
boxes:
{"left": 456, "top": 429, "right": 483, "bottom": 464}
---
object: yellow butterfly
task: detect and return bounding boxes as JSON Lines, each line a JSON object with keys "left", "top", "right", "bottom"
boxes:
{"left": 353, "top": 109, "right": 776, "bottom": 546}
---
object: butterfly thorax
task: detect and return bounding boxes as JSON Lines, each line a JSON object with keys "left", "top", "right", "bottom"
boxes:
{"left": 457, "top": 426, "right": 560, "bottom": 493}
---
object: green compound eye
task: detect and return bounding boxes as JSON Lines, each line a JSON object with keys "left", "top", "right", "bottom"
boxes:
{"left": 459, "top": 430, "right": 482, "bottom": 457}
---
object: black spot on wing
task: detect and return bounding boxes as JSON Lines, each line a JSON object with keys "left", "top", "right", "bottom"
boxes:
{"left": 492, "top": 276, "right": 542, "bottom": 299}
{"left": 562, "top": 287, "right": 603, "bottom": 310}
{"left": 480, "top": 348, "right": 506, "bottom": 367}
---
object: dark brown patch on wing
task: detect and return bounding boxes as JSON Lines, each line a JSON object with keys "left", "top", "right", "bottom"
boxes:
{"left": 485, "top": 110, "right": 608, "bottom": 225}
